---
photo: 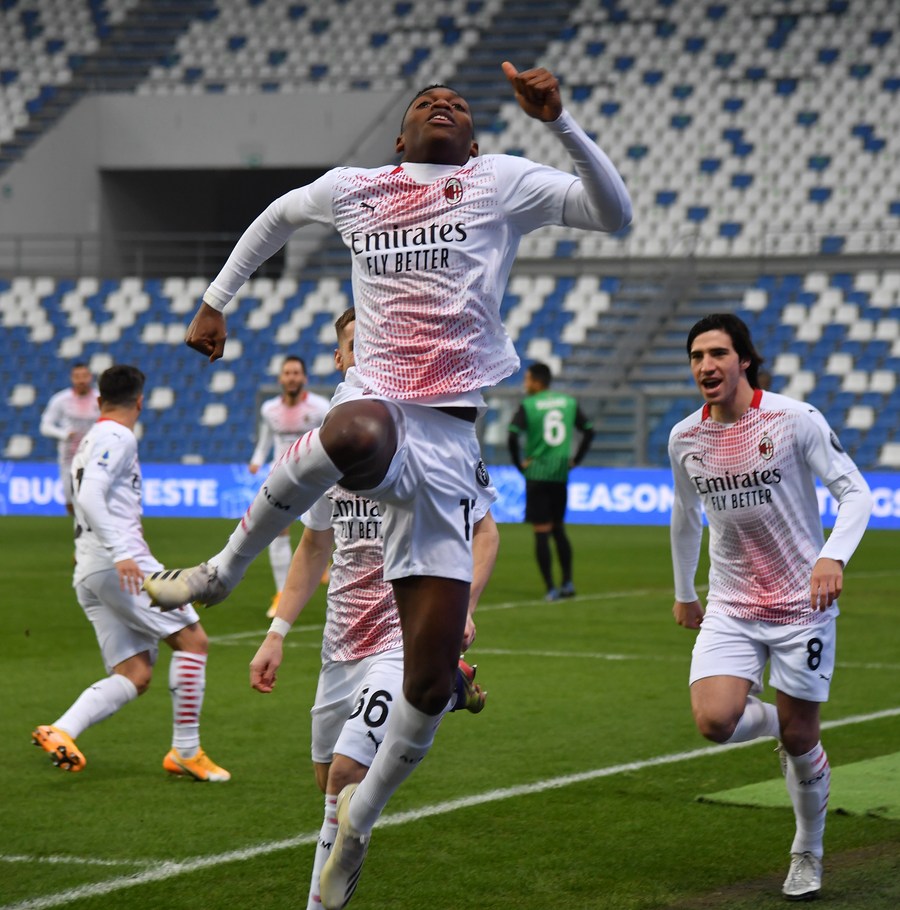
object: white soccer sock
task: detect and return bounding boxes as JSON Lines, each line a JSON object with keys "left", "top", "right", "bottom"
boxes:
{"left": 725, "top": 695, "right": 781, "bottom": 743}
{"left": 210, "top": 429, "right": 343, "bottom": 586}
{"left": 347, "top": 694, "right": 442, "bottom": 834}
{"left": 268, "top": 533, "right": 293, "bottom": 592}
{"left": 785, "top": 741, "right": 830, "bottom": 857}
{"left": 54, "top": 673, "right": 138, "bottom": 739}
{"left": 307, "top": 793, "right": 339, "bottom": 910}
{"left": 170, "top": 651, "right": 207, "bottom": 756}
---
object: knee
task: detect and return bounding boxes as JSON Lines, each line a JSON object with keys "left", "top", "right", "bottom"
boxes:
{"left": 328, "top": 757, "right": 367, "bottom": 794}
{"left": 321, "top": 403, "right": 397, "bottom": 485}
{"left": 121, "top": 668, "right": 152, "bottom": 696}
{"left": 173, "top": 623, "right": 209, "bottom": 655}
{"left": 403, "top": 669, "right": 455, "bottom": 716}
{"left": 692, "top": 707, "right": 739, "bottom": 744}
{"left": 779, "top": 722, "right": 819, "bottom": 756}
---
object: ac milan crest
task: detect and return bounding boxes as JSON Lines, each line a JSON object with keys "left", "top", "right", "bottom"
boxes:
{"left": 444, "top": 177, "right": 463, "bottom": 205}
{"left": 759, "top": 435, "right": 774, "bottom": 460}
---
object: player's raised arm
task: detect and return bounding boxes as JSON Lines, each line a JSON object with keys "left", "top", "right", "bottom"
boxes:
{"left": 501, "top": 61, "right": 562, "bottom": 122}
{"left": 501, "top": 61, "right": 632, "bottom": 232}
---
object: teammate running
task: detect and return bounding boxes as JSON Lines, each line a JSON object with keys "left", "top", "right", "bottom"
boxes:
{"left": 40, "top": 363, "right": 100, "bottom": 515}
{"left": 33, "top": 365, "right": 229, "bottom": 781}
{"left": 249, "top": 307, "right": 496, "bottom": 910}
{"left": 669, "top": 314, "right": 872, "bottom": 901}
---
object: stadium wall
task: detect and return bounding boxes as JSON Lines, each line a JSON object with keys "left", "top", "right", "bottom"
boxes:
{"left": 0, "top": 89, "right": 401, "bottom": 237}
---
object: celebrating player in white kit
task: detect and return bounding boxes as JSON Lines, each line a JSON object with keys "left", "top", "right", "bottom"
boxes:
{"left": 249, "top": 308, "right": 497, "bottom": 910}
{"left": 32, "top": 365, "right": 229, "bottom": 782}
{"left": 668, "top": 314, "right": 872, "bottom": 901}
{"left": 144, "top": 61, "right": 632, "bottom": 908}
{"left": 249, "top": 354, "right": 330, "bottom": 617}
{"left": 40, "top": 363, "right": 100, "bottom": 515}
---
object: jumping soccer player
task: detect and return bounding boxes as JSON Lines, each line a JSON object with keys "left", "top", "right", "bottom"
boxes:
{"left": 145, "top": 61, "right": 631, "bottom": 907}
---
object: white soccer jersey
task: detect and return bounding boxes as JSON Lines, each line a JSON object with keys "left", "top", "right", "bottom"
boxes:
{"left": 40, "top": 387, "right": 100, "bottom": 462}
{"left": 250, "top": 391, "right": 330, "bottom": 466}
{"left": 204, "top": 110, "right": 631, "bottom": 406}
{"left": 303, "top": 485, "right": 492, "bottom": 663}
{"left": 669, "top": 390, "right": 870, "bottom": 625}
{"left": 303, "top": 487, "right": 400, "bottom": 663}
{"left": 71, "top": 419, "right": 159, "bottom": 584}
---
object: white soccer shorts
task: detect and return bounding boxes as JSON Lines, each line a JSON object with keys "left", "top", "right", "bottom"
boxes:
{"left": 689, "top": 610, "right": 837, "bottom": 703}
{"left": 76, "top": 568, "right": 200, "bottom": 672}
{"left": 310, "top": 648, "right": 405, "bottom": 767}
{"left": 330, "top": 379, "right": 493, "bottom": 583}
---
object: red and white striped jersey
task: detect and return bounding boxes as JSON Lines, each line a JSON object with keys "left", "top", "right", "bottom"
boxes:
{"left": 40, "top": 387, "right": 100, "bottom": 461}
{"left": 205, "top": 109, "right": 633, "bottom": 406}
{"left": 669, "top": 390, "right": 869, "bottom": 624}
{"left": 302, "top": 487, "right": 401, "bottom": 663}
{"left": 250, "top": 392, "right": 330, "bottom": 467}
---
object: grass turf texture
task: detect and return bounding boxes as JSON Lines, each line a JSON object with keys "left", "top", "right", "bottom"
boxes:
{"left": 1, "top": 517, "right": 898, "bottom": 909}
{"left": 700, "top": 751, "right": 900, "bottom": 820}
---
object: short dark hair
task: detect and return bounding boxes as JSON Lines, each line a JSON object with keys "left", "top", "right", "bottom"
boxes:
{"left": 400, "top": 83, "right": 475, "bottom": 136}
{"left": 686, "top": 313, "right": 764, "bottom": 388}
{"left": 98, "top": 365, "right": 145, "bottom": 406}
{"left": 527, "top": 362, "right": 552, "bottom": 387}
{"left": 334, "top": 307, "right": 355, "bottom": 340}
{"left": 282, "top": 355, "right": 307, "bottom": 372}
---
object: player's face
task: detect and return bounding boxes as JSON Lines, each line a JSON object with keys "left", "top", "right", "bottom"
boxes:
{"left": 71, "top": 367, "right": 92, "bottom": 395}
{"left": 396, "top": 88, "right": 478, "bottom": 165}
{"left": 334, "top": 321, "right": 355, "bottom": 376}
{"left": 689, "top": 329, "right": 751, "bottom": 409}
{"left": 280, "top": 360, "right": 306, "bottom": 396}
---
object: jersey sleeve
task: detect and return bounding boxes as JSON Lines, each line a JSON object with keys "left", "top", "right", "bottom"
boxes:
{"left": 76, "top": 433, "right": 139, "bottom": 562}
{"left": 310, "top": 392, "right": 332, "bottom": 425}
{"left": 204, "top": 172, "right": 338, "bottom": 311}
{"left": 301, "top": 492, "right": 334, "bottom": 531}
{"left": 668, "top": 430, "right": 704, "bottom": 603}
{"left": 39, "top": 392, "right": 68, "bottom": 440}
{"left": 492, "top": 155, "right": 575, "bottom": 235}
{"left": 545, "top": 109, "right": 632, "bottom": 233}
{"left": 492, "top": 110, "right": 632, "bottom": 236}
{"left": 799, "top": 406, "right": 861, "bottom": 485}
{"left": 798, "top": 408, "right": 873, "bottom": 565}
{"left": 508, "top": 403, "right": 527, "bottom": 433}
{"left": 250, "top": 411, "right": 274, "bottom": 466}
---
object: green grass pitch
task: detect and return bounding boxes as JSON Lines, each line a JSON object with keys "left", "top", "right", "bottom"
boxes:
{"left": 2, "top": 517, "right": 898, "bottom": 909}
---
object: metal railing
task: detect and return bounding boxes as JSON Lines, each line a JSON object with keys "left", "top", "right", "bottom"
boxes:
{"left": 1, "top": 223, "right": 899, "bottom": 279}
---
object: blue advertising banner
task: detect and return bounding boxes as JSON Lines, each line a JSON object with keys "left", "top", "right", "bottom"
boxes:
{"left": 2, "top": 461, "right": 899, "bottom": 529}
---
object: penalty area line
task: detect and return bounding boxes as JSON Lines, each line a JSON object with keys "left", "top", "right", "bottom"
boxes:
{"left": 4, "top": 706, "right": 899, "bottom": 910}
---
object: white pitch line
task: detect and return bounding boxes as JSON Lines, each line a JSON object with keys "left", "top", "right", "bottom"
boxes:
{"left": 209, "top": 634, "right": 900, "bottom": 672}
{"left": 209, "top": 623, "right": 322, "bottom": 644}
{"left": 0, "top": 856, "right": 157, "bottom": 869}
{"left": 474, "top": 647, "right": 685, "bottom": 663}
{"left": 5, "top": 705, "right": 899, "bottom": 910}
{"left": 206, "top": 588, "right": 664, "bottom": 647}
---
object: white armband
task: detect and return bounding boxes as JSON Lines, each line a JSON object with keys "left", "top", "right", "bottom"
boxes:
{"left": 268, "top": 617, "right": 292, "bottom": 638}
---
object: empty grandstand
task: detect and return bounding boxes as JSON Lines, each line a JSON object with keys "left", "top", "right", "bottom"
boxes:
{"left": 1, "top": 0, "right": 899, "bottom": 469}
